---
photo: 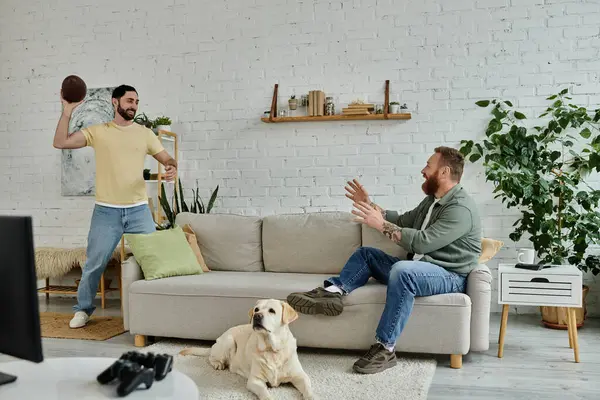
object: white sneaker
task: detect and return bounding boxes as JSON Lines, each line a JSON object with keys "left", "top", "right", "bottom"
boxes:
{"left": 69, "top": 311, "right": 90, "bottom": 328}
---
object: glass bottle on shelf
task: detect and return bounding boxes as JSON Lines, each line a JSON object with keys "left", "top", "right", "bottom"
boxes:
{"left": 325, "top": 97, "right": 335, "bottom": 116}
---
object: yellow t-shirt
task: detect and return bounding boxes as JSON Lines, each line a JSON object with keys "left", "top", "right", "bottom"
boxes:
{"left": 81, "top": 121, "right": 165, "bottom": 206}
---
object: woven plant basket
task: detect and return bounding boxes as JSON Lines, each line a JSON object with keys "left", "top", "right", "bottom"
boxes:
{"left": 540, "top": 285, "right": 589, "bottom": 329}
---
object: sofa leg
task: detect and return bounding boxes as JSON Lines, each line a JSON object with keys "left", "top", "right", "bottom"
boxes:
{"left": 134, "top": 335, "right": 147, "bottom": 347}
{"left": 450, "top": 354, "right": 462, "bottom": 369}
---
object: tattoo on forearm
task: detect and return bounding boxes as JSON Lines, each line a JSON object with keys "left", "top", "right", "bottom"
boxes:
{"left": 370, "top": 202, "right": 386, "bottom": 219}
{"left": 382, "top": 221, "right": 402, "bottom": 244}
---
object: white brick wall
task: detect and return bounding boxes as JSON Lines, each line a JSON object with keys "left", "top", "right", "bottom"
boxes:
{"left": 1, "top": 0, "right": 600, "bottom": 315}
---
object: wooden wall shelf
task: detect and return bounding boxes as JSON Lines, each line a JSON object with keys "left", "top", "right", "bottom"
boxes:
{"left": 262, "top": 80, "right": 410, "bottom": 123}
{"left": 261, "top": 113, "right": 411, "bottom": 123}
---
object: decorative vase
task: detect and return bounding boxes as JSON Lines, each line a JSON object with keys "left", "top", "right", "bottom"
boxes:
{"left": 288, "top": 99, "right": 297, "bottom": 110}
{"left": 540, "top": 285, "right": 589, "bottom": 329}
{"left": 156, "top": 125, "right": 171, "bottom": 132}
{"left": 389, "top": 104, "right": 400, "bottom": 113}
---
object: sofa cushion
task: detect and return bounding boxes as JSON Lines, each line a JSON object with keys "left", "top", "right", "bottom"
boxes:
{"left": 175, "top": 212, "right": 263, "bottom": 272}
{"left": 361, "top": 224, "right": 408, "bottom": 260}
{"left": 479, "top": 237, "right": 503, "bottom": 263}
{"left": 261, "top": 212, "right": 361, "bottom": 274}
{"left": 182, "top": 224, "right": 210, "bottom": 272}
{"left": 124, "top": 225, "right": 203, "bottom": 280}
{"left": 129, "top": 271, "right": 471, "bottom": 308}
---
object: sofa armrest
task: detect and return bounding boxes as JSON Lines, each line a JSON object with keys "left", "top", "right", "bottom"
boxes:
{"left": 467, "top": 264, "right": 492, "bottom": 352}
{"left": 121, "top": 256, "right": 144, "bottom": 331}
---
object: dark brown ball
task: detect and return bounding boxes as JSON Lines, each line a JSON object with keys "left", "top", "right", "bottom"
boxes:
{"left": 61, "top": 75, "right": 87, "bottom": 103}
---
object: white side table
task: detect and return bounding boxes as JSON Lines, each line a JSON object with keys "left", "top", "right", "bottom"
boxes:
{"left": 0, "top": 357, "right": 199, "bottom": 399}
{"left": 497, "top": 263, "right": 582, "bottom": 363}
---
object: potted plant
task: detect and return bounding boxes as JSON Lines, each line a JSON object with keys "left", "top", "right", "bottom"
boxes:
{"left": 389, "top": 102, "right": 400, "bottom": 113}
{"left": 288, "top": 95, "right": 297, "bottom": 110}
{"left": 459, "top": 88, "right": 600, "bottom": 328}
{"left": 156, "top": 179, "right": 220, "bottom": 230}
{"left": 134, "top": 113, "right": 153, "bottom": 129}
{"left": 154, "top": 116, "right": 172, "bottom": 132}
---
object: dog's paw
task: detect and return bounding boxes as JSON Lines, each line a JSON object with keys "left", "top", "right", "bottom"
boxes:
{"left": 209, "top": 358, "right": 226, "bottom": 370}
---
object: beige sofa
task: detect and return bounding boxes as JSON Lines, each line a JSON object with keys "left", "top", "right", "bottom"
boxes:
{"left": 122, "top": 211, "right": 492, "bottom": 368}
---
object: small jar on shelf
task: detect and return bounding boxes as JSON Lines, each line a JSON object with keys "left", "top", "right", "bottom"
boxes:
{"left": 325, "top": 97, "right": 335, "bottom": 116}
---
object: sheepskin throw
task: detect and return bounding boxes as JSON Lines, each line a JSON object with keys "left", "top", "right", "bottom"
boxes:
{"left": 34, "top": 246, "right": 130, "bottom": 280}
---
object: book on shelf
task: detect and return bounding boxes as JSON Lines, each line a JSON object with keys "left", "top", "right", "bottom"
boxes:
{"left": 348, "top": 103, "right": 374, "bottom": 109}
{"left": 345, "top": 105, "right": 374, "bottom": 113}
{"left": 308, "top": 90, "right": 325, "bottom": 116}
{"left": 318, "top": 91, "right": 324, "bottom": 116}
{"left": 342, "top": 110, "right": 370, "bottom": 115}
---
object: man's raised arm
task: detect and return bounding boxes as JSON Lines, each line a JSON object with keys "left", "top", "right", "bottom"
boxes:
{"left": 53, "top": 94, "right": 86, "bottom": 149}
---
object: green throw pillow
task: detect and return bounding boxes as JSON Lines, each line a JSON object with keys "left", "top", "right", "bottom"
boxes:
{"left": 125, "top": 225, "right": 203, "bottom": 280}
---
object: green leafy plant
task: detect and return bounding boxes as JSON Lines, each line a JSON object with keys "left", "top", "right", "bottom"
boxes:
{"left": 157, "top": 182, "right": 176, "bottom": 230}
{"left": 459, "top": 89, "right": 600, "bottom": 275}
{"left": 153, "top": 116, "right": 172, "bottom": 127}
{"left": 189, "top": 181, "right": 219, "bottom": 214}
{"left": 389, "top": 101, "right": 399, "bottom": 105}
{"left": 134, "top": 113, "right": 153, "bottom": 129}
{"left": 156, "top": 179, "right": 220, "bottom": 230}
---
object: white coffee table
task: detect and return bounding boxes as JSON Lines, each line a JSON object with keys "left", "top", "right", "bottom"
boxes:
{"left": 0, "top": 357, "right": 199, "bottom": 399}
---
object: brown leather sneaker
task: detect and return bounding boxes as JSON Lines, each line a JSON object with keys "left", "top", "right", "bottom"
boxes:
{"left": 286, "top": 287, "right": 344, "bottom": 316}
{"left": 353, "top": 343, "right": 397, "bottom": 374}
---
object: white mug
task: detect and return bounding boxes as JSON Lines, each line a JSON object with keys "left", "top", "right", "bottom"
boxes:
{"left": 517, "top": 248, "right": 535, "bottom": 264}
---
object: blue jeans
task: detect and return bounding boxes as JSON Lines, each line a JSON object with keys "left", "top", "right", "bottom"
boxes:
{"left": 73, "top": 204, "right": 155, "bottom": 316}
{"left": 325, "top": 246, "right": 467, "bottom": 348}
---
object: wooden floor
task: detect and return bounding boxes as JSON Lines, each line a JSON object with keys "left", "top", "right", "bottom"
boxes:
{"left": 2, "top": 298, "right": 599, "bottom": 399}
{"left": 428, "top": 312, "right": 600, "bottom": 400}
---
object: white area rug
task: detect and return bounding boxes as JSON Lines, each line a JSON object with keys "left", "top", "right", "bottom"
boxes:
{"left": 145, "top": 339, "right": 437, "bottom": 400}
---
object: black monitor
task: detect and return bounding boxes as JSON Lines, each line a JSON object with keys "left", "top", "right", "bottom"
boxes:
{"left": 0, "top": 215, "right": 43, "bottom": 385}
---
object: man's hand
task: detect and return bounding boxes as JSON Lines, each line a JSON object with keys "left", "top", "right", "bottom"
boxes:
{"left": 60, "top": 90, "right": 84, "bottom": 115}
{"left": 153, "top": 150, "right": 178, "bottom": 181}
{"left": 346, "top": 178, "right": 386, "bottom": 219}
{"left": 345, "top": 179, "right": 370, "bottom": 203}
{"left": 163, "top": 165, "right": 177, "bottom": 181}
{"left": 352, "top": 201, "right": 403, "bottom": 245}
{"left": 352, "top": 201, "right": 385, "bottom": 231}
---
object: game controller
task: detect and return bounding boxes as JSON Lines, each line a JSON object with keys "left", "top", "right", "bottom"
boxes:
{"left": 97, "top": 359, "right": 155, "bottom": 397}
{"left": 97, "top": 351, "right": 174, "bottom": 397}
{"left": 119, "top": 351, "right": 174, "bottom": 381}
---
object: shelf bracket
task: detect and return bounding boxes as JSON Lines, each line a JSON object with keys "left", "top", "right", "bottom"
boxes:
{"left": 269, "top": 84, "right": 278, "bottom": 122}
{"left": 384, "top": 80, "right": 390, "bottom": 119}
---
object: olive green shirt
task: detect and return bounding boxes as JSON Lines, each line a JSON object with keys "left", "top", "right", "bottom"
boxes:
{"left": 385, "top": 184, "right": 482, "bottom": 276}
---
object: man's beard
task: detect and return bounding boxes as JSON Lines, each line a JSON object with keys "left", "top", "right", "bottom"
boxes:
{"left": 422, "top": 171, "right": 440, "bottom": 196}
{"left": 117, "top": 104, "right": 136, "bottom": 121}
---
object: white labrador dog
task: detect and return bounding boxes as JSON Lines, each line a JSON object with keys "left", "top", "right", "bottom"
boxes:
{"left": 180, "top": 299, "right": 314, "bottom": 400}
